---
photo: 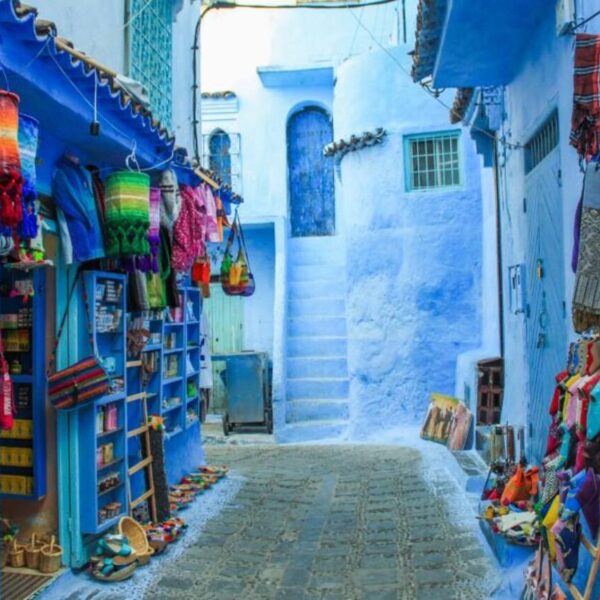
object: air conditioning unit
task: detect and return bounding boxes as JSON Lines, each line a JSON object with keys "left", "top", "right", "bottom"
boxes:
{"left": 556, "top": 0, "right": 576, "bottom": 36}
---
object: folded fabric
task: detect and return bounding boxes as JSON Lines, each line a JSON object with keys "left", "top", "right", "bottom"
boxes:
{"left": 576, "top": 468, "right": 600, "bottom": 539}
{"left": 550, "top": 370, "right": 571, "bottom": 416}
{"left": 496, "top": 510, "right": 537, "bottom": 533}
{"left": 542, "top": 495, "right": 561, "bottom": 560}
{"left": 588, "top": 381, "right": 600, "bottom": 439}
{"left": 552, "top": 517, "right": 581, "bottom": 583}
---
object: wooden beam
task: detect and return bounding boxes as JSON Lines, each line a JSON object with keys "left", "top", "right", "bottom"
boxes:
{"left": 127, "top": 392, "right": 146, "bottom": 403}
{"left": 126, "top": 360, "right": 142, "bottom": 369}
{"left": 130, "top": 488, "right": 154, "bottom": 509}
{"left": 127, "top": 425, "right": 148, "bottom": 439}
{"left": 55, "top": 38, "right": 117, "bottom": 78}
{"left": 194, "top": 167, "right": 219, "bottom": 190}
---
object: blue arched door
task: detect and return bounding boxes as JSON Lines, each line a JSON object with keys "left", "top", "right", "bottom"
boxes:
{"left": 287, "top": 107, "right": 335, "bottom": 237}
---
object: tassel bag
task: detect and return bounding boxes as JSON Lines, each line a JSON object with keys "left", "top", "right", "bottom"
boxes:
{"left": 48, "top": 270, "right": 109, "bottom": 410}
{"left": 220, "top": 211, "right": 255, "bottom": 297}
{"left": 0, "top": 332, "right": 15, "bottom": 430}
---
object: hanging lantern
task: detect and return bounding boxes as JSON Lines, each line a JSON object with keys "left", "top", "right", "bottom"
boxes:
{"left": 0, "top": 91, "right": 22, "bottom": 243}
{"left": 0, "top": 91, "right": 21, "bottom": 174}
{"left": 104, "top": 171, "right": 150, "bottom": 258}
{"left": 17, "top": 114, "right": 39, "bottom": 240}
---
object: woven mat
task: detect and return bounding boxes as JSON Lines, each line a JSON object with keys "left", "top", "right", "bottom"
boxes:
{"left": 0, "top": 567, "right": 64, "bottom": 600}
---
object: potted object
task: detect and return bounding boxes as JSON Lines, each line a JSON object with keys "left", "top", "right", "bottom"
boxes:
{"left": 24, "top": 533, "right": 42, "bottom": 569}
{"left": 39, "top": 536, "right": 62, "bottom": 573}
{"left": 7, "top": 539, "right": 25, "bottom": 568}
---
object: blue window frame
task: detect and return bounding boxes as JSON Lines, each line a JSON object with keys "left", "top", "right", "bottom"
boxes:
{"left": 404, "top": 131, "right": 462, "bottom": 192}
{"left": 208, "top": 129, "right": 232, "bottom": 186}
{"left": 127, "top": 0, "right": 172, "bottom": 128}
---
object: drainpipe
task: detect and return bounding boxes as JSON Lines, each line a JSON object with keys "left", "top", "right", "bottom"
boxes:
{"left": 492, "top": 137, "right": 505, "bottom": 358}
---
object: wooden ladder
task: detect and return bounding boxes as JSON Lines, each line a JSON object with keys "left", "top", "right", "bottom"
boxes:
{"left": 126, "top": 389, "right": 157, "bottom": 523}
{"left": 563, "top": 530, "right": 600, "bottom": 600}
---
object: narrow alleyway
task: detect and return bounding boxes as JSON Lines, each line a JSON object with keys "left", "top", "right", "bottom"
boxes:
{"left": 142, "top": 445, "right": 498, "bottom": 600}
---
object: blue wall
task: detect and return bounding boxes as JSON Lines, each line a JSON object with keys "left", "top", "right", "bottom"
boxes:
{"left": 335, "top": 47, "right": 485, "bottom": 436}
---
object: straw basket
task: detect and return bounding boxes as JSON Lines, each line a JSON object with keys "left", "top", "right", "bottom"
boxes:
{"left": 118, "top": 517, "right": 154, "bottom": 565}
{"left": 7, "top": 539, "right": 25, "bottom": 568}
{"left": 24, "top": 533, "right": 43, "bottom": 570}
{"left": 39, "top": 536, "right": 62, "bottom": 573}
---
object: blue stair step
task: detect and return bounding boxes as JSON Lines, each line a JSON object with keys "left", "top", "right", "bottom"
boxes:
{"left": 289, "top": 264, "right": 343, "bottom": 283}
{"left": 287, "top": 378, "right": 349, "bottom": 400}
{"left": 287, "top": 356, "right": 348, "bottom": 379}
{"left": 288, "top": 280, "right": 345, "bottom": 300}
{"left": 279, "top": 419, "right": 349, "bottom": 443}
{"left": 286, "top": 399, "right": 350, "bottom": 422}
{"left": 288, "top": 316, "right": 346, "bottom": 337}
{"left": 288, "top": 336, "right": 347, "bottom": 358}
{"left": 288, "top": 297, "right": 346, "bottom": 318}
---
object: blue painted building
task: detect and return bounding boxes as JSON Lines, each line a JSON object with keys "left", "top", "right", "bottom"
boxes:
{"left": 201, "top": 1, "right": 493, "bottom": 441}
{"left": 0, "top": 0, "right": 206, "bottom": 568}
{"left": 413, "top": 1, "right": 600, "bottom": 596}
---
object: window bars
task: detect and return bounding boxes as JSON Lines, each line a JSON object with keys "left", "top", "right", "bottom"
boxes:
{"left": 126, "top": 0, "right": 173, "bottom": 128}
{"left": 405, "top": 131, "right": 461, "bottom": 191}
{"left": 524, "top": 110, "right": 559, "bottom": 175}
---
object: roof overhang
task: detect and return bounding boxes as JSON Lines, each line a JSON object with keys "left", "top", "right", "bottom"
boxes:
{"left": 257, "top": 64, "right": 334, "bottom": 88}
{"left": 432, "top": 0, "right": 549, "bottom": 88}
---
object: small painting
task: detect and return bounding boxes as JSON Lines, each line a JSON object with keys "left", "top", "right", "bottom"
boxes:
{"left": 420, "top": 393, "right": 461, "bottom": 445}
{"left": 446, "top": 402, "right": 473, "bottom": 451}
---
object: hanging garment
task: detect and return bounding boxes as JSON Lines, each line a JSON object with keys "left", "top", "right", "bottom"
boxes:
{"left": 202, "top": 185, "right": 220, "bottom": 243}
{"left": 159, "top": 168, "right": 181, "bottom": 234}
{"left": 573, "top": 164, "right": 600, "bottom": 331}
{"left": 571, "top": 34, "right": 600, "bottom": 159}
{"left": 172, "top": 186, "right": 206, "bottom": 272}
{"left": 52, "top": 156, "right": 105, "bottom": 263}
{"left": 199, "top": 312, "right": 213, "bottom": 389}
{"left": 147, "top": 187, "right": 161, "bottom": 273}
{"left": 104, "top": 171, "right": 150, "bottom": 257}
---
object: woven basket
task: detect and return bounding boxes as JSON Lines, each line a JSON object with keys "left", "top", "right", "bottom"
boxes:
{"left": 118, "top": 517, "right": 154, "bottom": 565}
{"left": 39, "top": 536, "right": 62, "bottom": 573}
{"left": 24, "top": 533, "right": 43, "bottom": 569}
{"left": 7, "top": 539, "right": 25, "bottom": 568}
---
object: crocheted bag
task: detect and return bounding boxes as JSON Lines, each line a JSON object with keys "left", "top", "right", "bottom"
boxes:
{"left": 104, "top": 171, "right": 150, "bottom": 257}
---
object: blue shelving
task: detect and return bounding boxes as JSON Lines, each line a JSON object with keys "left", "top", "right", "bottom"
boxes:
{"left": 78, "top": 271, "right": 128, "bottom": 535}
{"left": 0, "top": 267, "right": 47, "bottom": 500}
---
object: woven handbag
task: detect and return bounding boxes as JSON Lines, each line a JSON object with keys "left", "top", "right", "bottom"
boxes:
{"left": 220, "top": 212, "right": 255, "bottom": 297}
{"left": 48, "top": 269, "right": 109, "bottom": 410}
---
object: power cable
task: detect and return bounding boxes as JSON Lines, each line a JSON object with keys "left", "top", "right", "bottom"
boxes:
{"left": 346, "top": 7, "right": 523, "bottom": 151}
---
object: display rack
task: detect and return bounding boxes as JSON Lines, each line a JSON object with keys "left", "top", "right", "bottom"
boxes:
{"left": 78, "top": 271, "right": 127, "bottom": 534}
{"left": 183, "top": 286, "right": 202, "bottom": 430}
{"left": 0, "top": 267, "right": 46, "bottom": 500}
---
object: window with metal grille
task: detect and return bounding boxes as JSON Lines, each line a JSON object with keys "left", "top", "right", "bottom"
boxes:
{"left": 404, "top": 131, "right": 461, "bottom": 191}
{"left": 524, "top": 110, "right": 559, "bottom": 174}
{"left": 202, "top": 130, "right": 242, "bottom": 194}
{"left": 126, "top": 0, "right": 172, "bottom": 128}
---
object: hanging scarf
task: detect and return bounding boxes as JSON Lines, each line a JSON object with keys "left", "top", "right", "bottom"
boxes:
{"left": 571, "top": 34, "right": 600, "bottom": 159}
{"left": 159, "top": 168, "right": 180, "bottom": 234}
{"left": 573, "top": 164, "right": 600, "bottom": 331}
{"left": 148, "top": 187, "right": 161, "bottom": 273}
{"left": 172, "top": 185, "right": 206, "bottom": 272}
{"left": 17, "top": 114, "right": 38, "bottom": 240}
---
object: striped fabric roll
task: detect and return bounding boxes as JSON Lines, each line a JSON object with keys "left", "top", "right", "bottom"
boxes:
{"left": 48, "top": 356, "right": 109, "bottom": 410}
{"left": 104, "top": 171, "right": 150, "bottom": 257}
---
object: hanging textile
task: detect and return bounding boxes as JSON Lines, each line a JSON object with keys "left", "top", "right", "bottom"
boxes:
{"left": 52, "top": 156, "right": 105, "bottom": 264}
{"left": 159, "top": 168, "right": 180, "bottom": 235}
{"left": 571, "top": 34, "right": 600, "bottom": 159}
{"left": 104, "top": 171, "right": 150, "bottom": 258}
{"left": 172, "top": 186, "right": 206, "bottom": 272}
{"left": 147, "top": 187, "right": 161, "bottom": 273}
{"left": 16, "top": 114, "right": 38, "bottom": 241}
{"left": 573, "top": 165, "right": 600, "bottom": 331}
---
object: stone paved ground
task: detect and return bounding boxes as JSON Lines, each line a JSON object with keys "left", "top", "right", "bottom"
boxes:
{"left": 144, "top": 445, "right": 498, "bottom": 600}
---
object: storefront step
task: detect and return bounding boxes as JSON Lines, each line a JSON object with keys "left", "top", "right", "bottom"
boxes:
{"left": 288, "top": 297, "right": 346, "bottom": 318}
{"left": 289, "top": 263, "right": 343, "bottom": 283}
{"left": 286, "top": 399, "right": 350, "bottom": 423}
{"left": 288, "top": 280, "right": 345, "bottom": 300}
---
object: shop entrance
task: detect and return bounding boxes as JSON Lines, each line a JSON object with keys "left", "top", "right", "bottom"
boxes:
{"left": 204, "top": 284, "right": 244, "bottom": 413}
{"left": 524, "top": 112, "right": 565, "bottom": 463}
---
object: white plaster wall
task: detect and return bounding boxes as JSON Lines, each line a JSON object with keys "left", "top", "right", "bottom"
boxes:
{"left": 25, "top": 0, "right": 127, "bottom": 75}
{"left": 200, "top": 3, "right": 406, "bottom": 221}
{"left": 335, "top": 46, "right": 486, "bottom": 435}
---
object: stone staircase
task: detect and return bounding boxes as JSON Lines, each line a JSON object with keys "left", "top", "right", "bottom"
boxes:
{"left": 282, "top": 236, "right": 350, "bottom": 442}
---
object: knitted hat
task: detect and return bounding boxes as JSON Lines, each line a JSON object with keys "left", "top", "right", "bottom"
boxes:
{"left": 104, "top": 171, "right": 150, "bottom": 257}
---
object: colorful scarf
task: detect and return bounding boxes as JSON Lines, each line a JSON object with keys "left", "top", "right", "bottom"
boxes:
{"left": 571, "top": 34, "right": 600, "bottom": 159}
{"left": 148, "top": 187, "right": 161, "bottom": 273}
{"left": 17, "top": 114, "right": 39, "bottom": 240}
{"left": 172, "top": 185, "right": 206, "bottom": 272}
{"left": 159, "top": 168, "right": 180, "bottom": 234}
{"left": 573, "top": 164, "right": 600, "bottom": 331}
{"left": 104, "top": 171, "right": 150, "bottom": 257}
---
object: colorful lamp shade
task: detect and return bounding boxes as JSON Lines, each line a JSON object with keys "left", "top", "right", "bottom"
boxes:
{"left": 0, "top": 90, "right": 22, "bottom": 232}
{"left": 104, "top": 170, "right": 150, "bottom": 257}
{"left": 0, "top": 90, "right": 21, "bottom": 173}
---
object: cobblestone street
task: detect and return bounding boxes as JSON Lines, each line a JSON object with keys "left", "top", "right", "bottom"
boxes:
{"left": 145, "top": 445, "right": 498, "bottom": 600}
